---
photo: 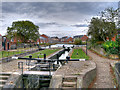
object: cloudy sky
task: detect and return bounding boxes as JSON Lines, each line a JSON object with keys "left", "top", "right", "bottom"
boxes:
{"left": 0, "top": 1, "right": 119, "bottom": 38}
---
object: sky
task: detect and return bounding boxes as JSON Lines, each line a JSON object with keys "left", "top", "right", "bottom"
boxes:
{"left": 0, "top": 1, "right": 119, "bottom": 38}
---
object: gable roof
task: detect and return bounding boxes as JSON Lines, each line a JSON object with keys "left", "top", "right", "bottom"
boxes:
{"left": 40, "top": 34, "right": 49, "bottom": 39}
{"left": 80, "top": 35, "right": 88, "bottom": 41}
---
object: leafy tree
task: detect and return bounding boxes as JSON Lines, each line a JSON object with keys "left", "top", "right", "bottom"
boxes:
{"left": 7, "top": 20, "right": 40, "bottom": 43}
{"left": 88, "top": 7, "right": 118, "bottom": 43}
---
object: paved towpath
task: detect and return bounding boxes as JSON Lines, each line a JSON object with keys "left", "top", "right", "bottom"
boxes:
{"left": 82, "top": 47, "right": 117, "bottom": 88}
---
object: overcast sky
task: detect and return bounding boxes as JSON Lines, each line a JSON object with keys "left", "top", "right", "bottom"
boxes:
{"left": 0, "top": 1, "right": 118, "bottom": 38}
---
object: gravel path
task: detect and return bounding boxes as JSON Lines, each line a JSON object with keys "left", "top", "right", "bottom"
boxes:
{"left": 82, "top": 47, "right": 117, "bottom": 88}
{"left": 0, "top": 59, "right": 28, "bottom": 73}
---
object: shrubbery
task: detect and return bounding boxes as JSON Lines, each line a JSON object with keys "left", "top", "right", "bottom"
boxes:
{"left": 74, "top": 39, "right": 82, "bottom": 45}
{"left": 102, "top": 41, "right": 118, "bottom": 54}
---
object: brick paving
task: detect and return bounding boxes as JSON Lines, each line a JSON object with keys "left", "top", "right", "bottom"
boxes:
{"left": 82, "top": 47, "right": 117, "bottom": 88}
{"left": 0, "top": 59, "right": 31, "bottom": 73}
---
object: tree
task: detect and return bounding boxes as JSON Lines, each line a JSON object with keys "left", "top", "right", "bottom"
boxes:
{"left": 88, "top": 7, "right": 118, "bottom": 43}
{"left": 74, "top": 39, "right": 82, "bottom": 45}
{"left": 7, "top": 20, "right": 40, "bottom": 43}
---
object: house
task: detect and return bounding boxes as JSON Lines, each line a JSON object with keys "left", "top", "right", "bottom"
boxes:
{"left": 106, "top": 30, "right": 120, "bottom": 41}
{"left": 80, "top": 35, "right": 88, "bottom": 42}
{"left": 37, "top": 34, "right": 50, "bottom": 44}
{"left": 60, "top": 36, "right": 68, "bottom": 42}
{"left": 60, "top": 36, "right": 73, "bottom": 43}
{"left": 73, "top": 35, "right": 88, "bottom": 42}
{"left": 0, "top": 35, "right": 1, "bottom": 51}
{"left": 73, "top": 35, "right": 84, "bottom": 40}
{"left": 2, "top": 36, "right": 11, "bottom": 50}
{"left": 50, "top": 37, "right": 60, "bottom": 43}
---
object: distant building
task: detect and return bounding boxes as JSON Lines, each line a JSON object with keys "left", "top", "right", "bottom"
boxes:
{"left": 60, "top": 36, "right": 73, "bottom": 43}
{"left": 0, "top": 34, "right": 2, "bottom": 51}
{"left": 50, "top": 37, "right": 60, "bottom": 43}
{"left": 2, "top": 36, "right": 11, "bottom": 50}
{"left": 73, "top": 35, "right": 88, "bottom": 42}
{"left": 37, "top": 34, "right": 50, "bottom": 44}
{"left": 73, "top": 35, "right": 84, "bottom": 40}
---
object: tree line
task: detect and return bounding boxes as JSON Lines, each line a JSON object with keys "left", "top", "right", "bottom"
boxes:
{"left": 88, "top": 7, "right": 120, "bottom": 44}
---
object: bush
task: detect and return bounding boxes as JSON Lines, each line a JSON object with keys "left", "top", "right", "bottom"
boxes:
{"left": 108, "top": 47, "right": 118, "bottom": 54}
{"left": 102, "top": 41, "right": 118, "bottom": 54}
{"left": 74, "top": 39, "right": 82, "bottom": 45}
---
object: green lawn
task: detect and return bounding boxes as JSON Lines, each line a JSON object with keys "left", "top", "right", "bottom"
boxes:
{"left": 0, "top": 50, "right": 25, "bottom": 58}
{"left": 71, "top": 49, "right": 89, "bottom": 60}
{"left": 24, "top": 49, "right": 60, "bottom": 58}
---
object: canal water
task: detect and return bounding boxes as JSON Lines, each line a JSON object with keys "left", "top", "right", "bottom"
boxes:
{"left": 59, "top": 51, "right": 69, "bottom": 59}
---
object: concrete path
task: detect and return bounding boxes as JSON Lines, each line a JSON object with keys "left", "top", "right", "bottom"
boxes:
{"left": 82, "top": 47, "right": 117, "bottom": 88}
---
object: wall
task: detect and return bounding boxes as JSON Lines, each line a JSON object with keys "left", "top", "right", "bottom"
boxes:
{"left": 114, "top": 62, "right": 120, "bottom": 89}
{"left": 91, "top": 45, "right": 107, "bottom": 56}
{"left": 48, "top": 49, "right": 65, "bottom": 59}
{"left": 50, "top": 61, "right": 96, "bottom": 88}
{"left": 3, "top": 73, "right": 23, "bottom": 88}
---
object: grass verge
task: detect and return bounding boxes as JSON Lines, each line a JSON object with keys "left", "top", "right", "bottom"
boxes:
{"left": 71, "top": 48, "right": 89, "bottom": 60}
{"left": 24, "top": 49, "right": 60, "bottom": 58}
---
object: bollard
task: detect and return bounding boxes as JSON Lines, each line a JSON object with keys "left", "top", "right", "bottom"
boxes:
{"left": 72, "top": 45, "right": 74, "bottom": 48}
{"left": 29, "top": 55, "right": 32, "bottom": 59}
{"left": 63, "top": 45, "right": 65, "bottom": 48}
{"left": 66, "top": 56, "right": 70, "bottom": 63}
{"left": 53, "top": 64, "right": 55, "bottom": 71}
{"left": 44, "top": 54, "right": 46, "bottom": 62}
{"left": 56, "top": 54, "right": 59, "bottom": 64}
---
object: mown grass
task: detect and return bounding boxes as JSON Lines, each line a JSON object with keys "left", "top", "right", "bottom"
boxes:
{"left": 0, "top": 50, "right": 25, "bottom": 58}
{"left": 71, "top": 48, "right": 89, "bottom": 60}
{"left": 24, "top": 49, "right": 60, "bottom": 58}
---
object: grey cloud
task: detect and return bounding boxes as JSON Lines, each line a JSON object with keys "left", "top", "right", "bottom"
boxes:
{"left": 1, "top": 2, "right": 118, "bottom": 37}
{"left": 37, "top": 22, "right": 64, "bottom": 28}
{"left": 71, "top": 24, "right": 88, "bottom": 27}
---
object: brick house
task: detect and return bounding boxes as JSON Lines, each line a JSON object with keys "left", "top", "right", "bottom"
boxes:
{"left": 73, "top": 35, "right": 88, "bottom": 42}
{"left": 0, "top": 34, "right": 2, "bottom": 51}
{"left": 2, "top": 36, "right": 24, "bottom": 50}
{"left": 80, "top": 35, "right": 88, "bottom": 42}
{"left": 50, "top": 37, "right": 60, "bottom": 43}
{"left": 37, "top": 34, "right": 50, "bottom": 44}
{"left": 2, "top": 36, "right": 11, "bottom": 50}
{"left": 106, "top": 32, "right": 120, "bottom": 41}
{"left": 60, "top": 36, "right": 73, "bottom": 43}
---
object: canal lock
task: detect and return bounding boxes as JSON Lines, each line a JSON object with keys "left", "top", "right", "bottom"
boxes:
{"left": 22, "top": 47, "right": 71, "bottom": 89}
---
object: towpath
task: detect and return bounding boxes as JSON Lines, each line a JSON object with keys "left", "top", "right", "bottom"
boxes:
{"left": 82, "top": 47, "right": 117, "bottom": 88}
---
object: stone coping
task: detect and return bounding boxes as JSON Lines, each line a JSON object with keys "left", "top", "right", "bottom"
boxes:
{"left": 49, "top": 61, "right": 96, "bottom": 88}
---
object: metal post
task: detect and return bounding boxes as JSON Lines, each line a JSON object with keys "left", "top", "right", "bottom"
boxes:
{"left": 18, "top": 62, "right": 24, "bottom": 88}
{"left": 28, "top": 55, "right": 32, "bottom": 70}
{"left": 49, "top": 62, "right": 51, "bottom": 76}
{"left": 77, "top": 48, "right": 78, "bottom": 55}
{"left": 86, "top": 40, "right": 87, "bottom": 55}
